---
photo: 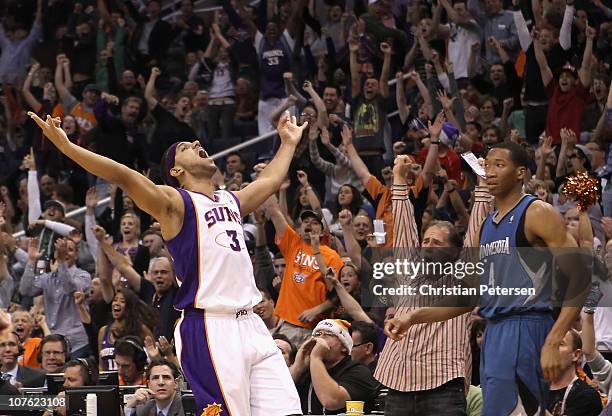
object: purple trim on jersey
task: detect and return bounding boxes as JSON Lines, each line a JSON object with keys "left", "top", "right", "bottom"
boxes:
{"left": 165, "top": 189, "right": 201, "bottom": 310}
{"left": 179, "top": 310, "right": 232, "bottom": 415}
{"left": 99, "top": 325, "right": 115, "bottom": 371}
{"left": 189, "top": 190, "right": 219, "bottom": 203}
{"left": 227, "top": 191, "right": 240, "bottom": 210}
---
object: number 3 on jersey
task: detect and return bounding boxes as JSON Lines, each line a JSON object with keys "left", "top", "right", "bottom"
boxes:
{"left": 226, "top": 230, "right": 241, "bottom": 252}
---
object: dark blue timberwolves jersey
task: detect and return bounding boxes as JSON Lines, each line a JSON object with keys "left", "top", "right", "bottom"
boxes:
{"left": 478, "top": 195, "right": 553, "bottom": 319}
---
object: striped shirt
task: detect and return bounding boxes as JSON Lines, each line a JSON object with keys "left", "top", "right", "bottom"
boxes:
{"left": 374, "top": 184, "right": 492, "bottom": 392}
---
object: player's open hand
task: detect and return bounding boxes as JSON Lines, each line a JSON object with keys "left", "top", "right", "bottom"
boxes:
{"left": 277, "top": 110, "right": 308, "bottom": 147}
{"left": 27, "top": 113, "right": 70, "bottom": 152}
{"left": 384, "top": 313, "right": 414, "bottom": 341}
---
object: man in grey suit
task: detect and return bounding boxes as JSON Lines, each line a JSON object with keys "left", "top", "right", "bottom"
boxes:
{"left": 124, "top": 358, "right": 184, "bottom": 416}
{"left": 0, "top": 331, "right": 46, "bottom": 387}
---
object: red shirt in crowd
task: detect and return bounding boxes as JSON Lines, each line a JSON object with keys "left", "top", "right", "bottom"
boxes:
{"left": 417, "top": 147, "right": 462, "bottom": 182}
{"left": 545, "top": 80, "right": 589, "bottom": 144}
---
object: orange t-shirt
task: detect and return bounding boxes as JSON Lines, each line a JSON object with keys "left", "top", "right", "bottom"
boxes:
{"left": 366, "top": 175, "right": 424, "bottom": 247}
{"left": 119, "top": 373, "right": 146, "bottom": 386}
{"left": 55, "top": 101, "right": 97, "bottom": 133}
{"left": 274, "top": 226, "right": 344, "bottom": 329}
{"left": 18, "top": 337, "right": 42, "bottom": 369}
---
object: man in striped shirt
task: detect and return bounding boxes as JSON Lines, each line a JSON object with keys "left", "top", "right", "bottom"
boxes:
{"left": 374, "top": 149, "right": 491, "bottom": 415}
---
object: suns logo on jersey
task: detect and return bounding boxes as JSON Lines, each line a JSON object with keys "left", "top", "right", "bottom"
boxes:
{"left": 202, "top": 403, "right": 223, "bottom": 416}
{"left": 293, "top": 272, "right": 305, "bottom": 283}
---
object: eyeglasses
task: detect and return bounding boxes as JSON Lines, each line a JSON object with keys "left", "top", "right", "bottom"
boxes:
{"left": 42, "top": 350, "right": 65, "bottom": 357}
{"left": 352, "top": 341, "right": 371, "bottom": 348}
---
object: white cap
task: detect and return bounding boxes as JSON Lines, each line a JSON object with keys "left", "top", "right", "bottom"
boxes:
{"left": 313, "top": 319, "right": 353, "bottom": 352}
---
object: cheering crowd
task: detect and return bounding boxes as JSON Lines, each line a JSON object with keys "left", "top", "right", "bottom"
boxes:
{"left": 0, "top": 0, "right": 611, "bottom": 414}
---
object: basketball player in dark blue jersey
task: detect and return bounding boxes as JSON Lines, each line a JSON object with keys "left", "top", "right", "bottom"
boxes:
{"left": 385, "top": 142, "right": 590, "bottom": 415}
{"left": 26, "top": 110, "right": 308, "bottom": 416}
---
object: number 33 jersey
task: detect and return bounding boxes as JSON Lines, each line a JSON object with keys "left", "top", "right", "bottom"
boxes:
{"left": 166, "top": 189, "right": 262, "bottom": 312}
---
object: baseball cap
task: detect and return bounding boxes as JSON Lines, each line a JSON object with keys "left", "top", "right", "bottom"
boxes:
{"left": 43, "top": 200, "right": 65, "bottom": 215}
{"left": 300, "top": 210, "right": 323, "bottom": 225}
{"left": 560, "top": 63, "right": 578, "bottom": 78}
{"left": 83, "top": 84, "right": 102, "bottom": 94}
{"left": 575, "top": 144, "right": 593, "bottom": 171}
{"left": 439, "top": 122, "right": 460, "bottom": 147}
{"left": 244, "top": 231, "right": 256, "bottom": 256}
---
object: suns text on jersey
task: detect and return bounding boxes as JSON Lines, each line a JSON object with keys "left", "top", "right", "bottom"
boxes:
{"left": 204, "top": 206, "right": 242, "bottom": 228}
{"left": 294, "top": 250, "right": 320, "bottom": 270}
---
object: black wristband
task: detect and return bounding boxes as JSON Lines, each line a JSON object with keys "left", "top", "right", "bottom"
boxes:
{"left": 430, "top": 140, "right": 441, "bottom": 145}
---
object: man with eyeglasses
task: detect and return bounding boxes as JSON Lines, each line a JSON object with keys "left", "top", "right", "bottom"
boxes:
{"left": 0, "top": 331, "right": 46, "bottom": 387}
{"left": 290, "top": 319, "right": 378, "bottom": 414}
{"left": 40, "top": 334, "right": 68, "bottom": 374}
{"left": 350, "top": 321, "right": 379, "bottom": 373}
{"left": 124, "top": 358, "right": 184, "bottom": 416}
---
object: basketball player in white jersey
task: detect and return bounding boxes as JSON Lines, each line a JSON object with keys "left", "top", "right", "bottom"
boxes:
{"left": 27, "top": 110, "right": 307, "bottom": 416}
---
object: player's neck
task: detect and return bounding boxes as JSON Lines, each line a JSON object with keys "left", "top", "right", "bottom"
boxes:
{"left": 181, "top": 179, "right": 216, "bottom": 198}
{"left": 550, "top": 366, "right": 577, "bottom": 390}
{"left": 494, "top": 189, "right": 525, "bottom": 218}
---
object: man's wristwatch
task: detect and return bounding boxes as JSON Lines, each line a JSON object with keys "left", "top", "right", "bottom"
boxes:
{"left": 430, "top": 140, "right": 441, "bottom": 145}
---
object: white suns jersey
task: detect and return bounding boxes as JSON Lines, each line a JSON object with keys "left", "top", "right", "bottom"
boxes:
{"left": 166, "top": 189, "right": 262, "bottom": 312}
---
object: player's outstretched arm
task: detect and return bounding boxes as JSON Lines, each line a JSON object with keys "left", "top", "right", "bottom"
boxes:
{"left": 235, "top": 111, "right": 307, "bottom": 216}
{"left": 27, "top": 113, "right": 181, "bottom": 236}
{"left": 526, "top": 201, "right": 590, "bottom": 381}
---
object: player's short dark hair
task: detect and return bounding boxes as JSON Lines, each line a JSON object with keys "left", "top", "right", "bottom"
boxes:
{"left": 350, "top": 321, "right": 378, "bottom": 351}
{"left": 490, "top": 141, "right": 530, "bottom": 169}
{"left": 272, "top": 334, "right": 297, "bottom": 364}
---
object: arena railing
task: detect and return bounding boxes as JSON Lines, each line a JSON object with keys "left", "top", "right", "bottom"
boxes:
{"left": 11, "top": 75, "right": 407, "bottom": 238}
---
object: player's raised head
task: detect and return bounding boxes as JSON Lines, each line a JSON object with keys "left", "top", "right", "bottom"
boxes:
{"left": 485, "top": 141, "right": 529, "bottom": 195}
{"left": 161, "top": 140, "right": 216, "bottom": 188}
